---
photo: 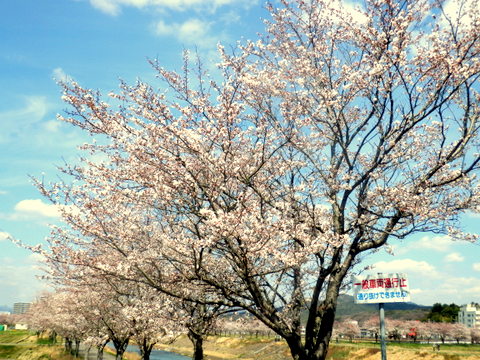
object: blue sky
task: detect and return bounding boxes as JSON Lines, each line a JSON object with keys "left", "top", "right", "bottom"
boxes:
{"left": 0, "top": 0, "right": 479, "bottom": 309}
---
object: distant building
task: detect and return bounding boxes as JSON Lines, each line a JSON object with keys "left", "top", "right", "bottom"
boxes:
{"left": 12, "top": 303, "right": 31, "bottom": 315}
{"left": 458, "top": 303, "right": 480, "bottom": 328}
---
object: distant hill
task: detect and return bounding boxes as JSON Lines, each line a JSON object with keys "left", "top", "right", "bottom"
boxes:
{"left": 0, "top": 305, "right": 12, "bottom": 313}
{"left": 335, "top": 294, "right": 430, "bottom": 322}
{"left": 227, "top": 294, "right": 430, "bottom": 324}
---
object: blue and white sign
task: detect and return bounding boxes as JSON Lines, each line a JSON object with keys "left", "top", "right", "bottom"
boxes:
{"left": 352, "top": 273, "right": 411, "bottom": 304}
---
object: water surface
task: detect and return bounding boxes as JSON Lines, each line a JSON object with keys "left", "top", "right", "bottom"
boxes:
{"left": 126, "top": 343, "right": 190, "bottom": 359}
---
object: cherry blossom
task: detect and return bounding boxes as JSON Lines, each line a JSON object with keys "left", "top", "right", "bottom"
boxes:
{"left": 29, "top": 0, "right": 480, "bottom": 359}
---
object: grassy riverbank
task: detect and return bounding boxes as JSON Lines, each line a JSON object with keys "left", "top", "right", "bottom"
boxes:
{"left": 0, "top": 330, "right": 75, "bottom": 360}
{"left": 2, "top": 330, "right": 480, "bottom": 359}
{"left": 160, "top": 335, "right": 480, "bottom": 360}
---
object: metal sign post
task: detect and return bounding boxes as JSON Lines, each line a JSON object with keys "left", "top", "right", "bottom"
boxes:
{"left": 379, "top": 303, "right": 387, "bottom": 360}
{"left": 352, "top": 273, "right": 411, "bottom": 360}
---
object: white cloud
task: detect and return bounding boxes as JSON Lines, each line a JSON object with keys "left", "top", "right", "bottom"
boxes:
{"left": 90, "top": 0, "right": 256, "bottom": 15}
{"left": 27, "top": 253, "right": 45, "bottom": 264}
{"left": 0, "top": 231, "right": 11, "bottom": 242}
{"left": 0, "top": 257, "right": 49, "bottom": 304}
{"left": 473, "top": 263, "right": 480, "bottom": 272}
{"left": 43, "top": 120, "right": 62, "bottom": 133}
{"left": 436, "top": 276, "right": 480, "bottom": 299}
{"left": 441, "top": 0, "right": 480, "bottom": 30}
{"left": 155, "top": 19, "right": 172, "bottom": 35}
{"left": 52, "top": 67, "right": 72, "bottom": 83}
{"left": 27, "top": 253, "right": 47, "bottom": 272}
{"left": 394, "top": 235, "right": 454, "bottom": 255}
{"left": 0, "top": 94, "right": 84, "bottom": 150}
{"left": 444, "top": 252, "right": 464, "bottom": 262}
{"left": 417, "top": 235, "right": 454, "bottom": 252}
{"left": 90, "top": 0, "right": 122, "bottom": 16}
{"left": 13, "top": 199, "right": 60, "bottom": 219}
{"left": 154, "top": 18, "right": 214, "bottom": 46}
{"left": 467, "top": 211, "right": 480, "bottom": 218}
{"left": 0, "top": 96, "right": 48, "bottom": 141}
{"left": 219, "top": 10, "right": 241, "bottom": 24}
{"left": 341, "top": 1, "right": 368, "bottom": 25}
{"left": 372, "top": 259, "right": 438, "bottom": 277}
{"left": 178, "top": 19, "right": 210, "bottom": 44}
{"left": 410, "top": 288, "right": 425, "bottom": 295}
{"left": 366, "top": 260, "right": 480, "bottom": 305}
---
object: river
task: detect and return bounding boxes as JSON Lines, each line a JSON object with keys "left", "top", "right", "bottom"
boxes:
{"left": 125, "top": 343, "right": 189, "bottom": 360}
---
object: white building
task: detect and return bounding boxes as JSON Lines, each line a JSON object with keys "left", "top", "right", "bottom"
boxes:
{"left": 458, "top": 303, "right": 480, "bottom": 328}
{"left": 12, "top": 302, "right": 31, "bottom": 315}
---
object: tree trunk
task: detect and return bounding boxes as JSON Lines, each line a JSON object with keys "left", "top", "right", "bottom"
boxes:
{"left": 96, "top": 343, "right": 106, "bottom": 360}
{"left": 50, "top": 331, "right": 57, "bottom": 344}
{"left": 74, "top": 339, "right": 80, "bottom": 357}
{"left": 65, "top": 338, "right": 72, "bottom": 354}
{"left": 139, "top": 338, "right": 155, "bottom": 360}
{"left": 112, "top": 338, "right": 129, "bottom": 360}
{"left": 187, "top": 330, "right": 204, "bottom": 360}
{"left": 287, "top": 268, "right": 343, "bottom": 360}
{"left": 85, "top": 345, "right": 91, "bottom": 360}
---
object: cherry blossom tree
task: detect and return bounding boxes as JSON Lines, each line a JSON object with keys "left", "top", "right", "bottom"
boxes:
{"left": 432, "top": 322, "right": 455, "bottom": 344}
{"left": 27, "top": 291, "right": 90, "bottom": 357}
{"left": 215, "top": 315, "right": 272, "bottom": 337}
{"left": 361, "top": 316, "right": 382, "bottom": 342}
{"left": 108, "top": 282, "right": 182, "bottom": 360}
{"left": 471, "top": 328, "right": 480, "bottom": 344}
{"left": 26, "top": 294, "right": 60, "bottom": 341}
{"left": 403, "top": 320, "right": 429, "bottom": 342}
{"left": 0, "top": 313, "right": 16, "bottom": 328}
{"left": 34, "top": 0, "right": 480, "bottom": 359}
{"left": 450, "top": 323, "right": 469, "bottom": 344}
{"left": 333, "top": 319, "right": 360, "bottom": 341}
{"left": 31, "top": 190, "right": 222, "bottom": 360}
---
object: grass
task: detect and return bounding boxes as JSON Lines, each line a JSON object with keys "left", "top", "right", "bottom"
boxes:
{"left": 0, "top": 344, "right": 24, "bottom": 358}
{"left": 2, "top": 330, "right": 480, "bottom": 359}
{"left": 36, "top": 337, "right": 57, "bottom": 345}
{"left": 159, "top": 335, "right": 480, "bottom": 360}
{"left": 325, "top": 340, "right": 480, "bottom": 359}
{"left": 0, "top": 330, "right": 76, "bottom": 360}
{"left": 0, "top": 330, "right": 32, "bottom": 343}
{"left": 326, "top": 346, "right": 352, "bottom": 359}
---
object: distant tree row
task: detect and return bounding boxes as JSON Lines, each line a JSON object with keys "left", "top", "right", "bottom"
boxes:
{"left": 424, "top": 303, "right": 460, "bottom": 323}
{"left": 334, "top": 317, "right": 480, "bottom": 344}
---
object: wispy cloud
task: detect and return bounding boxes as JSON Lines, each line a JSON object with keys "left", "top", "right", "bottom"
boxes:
{"left": 52, "top": 67, "right": 72, "bottom": 83}
{"left": 0, "top": 256, "right": 50, "bottom": 304}
{"left": 372, "top": 258, "right": 439, "bottom": 277}
{"left": 154, "top": 18, "right": 215, "bottom": 47}
{"left": 0, "top": 91, "right": 85, "bottom": 152}
{"left": 437, "top": 276, "right": 480, "bottom": 299}
{"left": 444, "top": 252, "right": 464, "bottom": 262}
{"left": 466, "top": 210, "right": 480, "bottom": 218}
{"left": 441, "top": 0, "right": 480, "bottom": 31}
{"left": 473, "top": 263, "right": 480, "bottom": 272}
{"left": 392, "top": 235, "right": 454, "bottom": 255}
{"left": 0, "top": 96, "right": 48, "bottom": 144}
{"left": 43, "top": 120, "right": 63, "bottom": 133}
{"left": 12, "top": 199, "right": 60, "bottom": 219}
{"left": 0, "top": 231, "right": 12, "bottom": 242}
{"left": 90, "top": 0, "right": 257, "bottom": 16}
